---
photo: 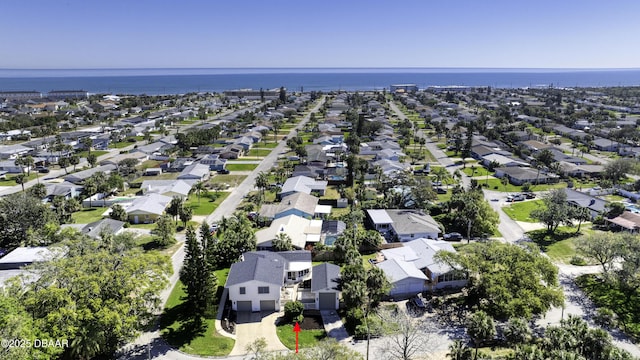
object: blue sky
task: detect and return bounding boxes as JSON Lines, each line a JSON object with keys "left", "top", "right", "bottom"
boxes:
{"left": 2, "top": 0, "right": 639, "bottom": 69}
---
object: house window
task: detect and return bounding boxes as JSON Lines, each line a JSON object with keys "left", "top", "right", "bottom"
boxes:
{"left": 287, "top": 272, "right": 297, "bottom": 280}
{"left": 239, "top": 287, "right": 246, "bottom": 295}
{"left": 258, "top": 286, "right": 270, "bottom": 294}
{"left": 298, "top": 269, "right": 309, "bottom": 277}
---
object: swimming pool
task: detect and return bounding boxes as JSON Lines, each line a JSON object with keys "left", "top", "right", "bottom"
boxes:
{"left": 625, "top": 204, "right": 640, "bottom": 214}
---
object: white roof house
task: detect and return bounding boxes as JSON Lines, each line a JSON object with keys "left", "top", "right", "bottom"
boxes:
{"left": 0, "top": 247, "right": 54, "bottom": 270}
{"left": 177, "top": 163, "right": 210, "bottom": 181}
{"left": 280, "top": 176, "right": 327, "bottom": 197}
{"left": 125, "top": 193, "right": 171, "bottom": 217}
{"left": 377, "top": 238, "right": 467, "bottom": 297}
{"left": 367, "top": 209, "right": 441, "bottom": 242}
{"left": 141, "top": 179, "right": 194, "bottom": 198}
{"left": 255, "top": 214, "right": 322, "bottom": 249}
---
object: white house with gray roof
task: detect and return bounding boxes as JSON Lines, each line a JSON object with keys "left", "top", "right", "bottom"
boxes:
{"left": 367, "top": 209, "right": 441, "bottom": 241}
{"left": 279, "top": 176, "right": 327, "bottom": 198}
{"left": 225, "top": 251, "right": 312, "bottom": 312}
{"left": 255, "top": 214, "right": 323, "bottom": 250}
{"left": 124, "top": 193, "right": 171, "bottom": 224}
{"left": 311, "top": 263, "right": 341, "bottom": 310}
{"left": 377, "top": 238, "right": 467, "bottom": 297}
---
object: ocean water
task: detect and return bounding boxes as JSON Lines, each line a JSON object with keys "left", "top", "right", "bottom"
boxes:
{"left": 0, "top": 68, "right": 639, "bottom": 95}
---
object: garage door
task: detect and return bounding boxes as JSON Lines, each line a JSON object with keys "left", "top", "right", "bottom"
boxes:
{"left": 237, "top": 301, "right": 252, "bottom": 312}
{"left": 318, "top": 292, "right": 335, "bottom": 310}
{"left": 260, "top": 300, "right": 276, "bottom": 312}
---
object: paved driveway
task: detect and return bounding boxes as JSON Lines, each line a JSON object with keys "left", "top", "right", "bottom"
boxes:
{"left": 229, "top": 311, "right": 287, "bottom": 356}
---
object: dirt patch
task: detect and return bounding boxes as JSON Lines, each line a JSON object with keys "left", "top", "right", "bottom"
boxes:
{"left": 299, "top": 314, "right": 324, "bottom": 330}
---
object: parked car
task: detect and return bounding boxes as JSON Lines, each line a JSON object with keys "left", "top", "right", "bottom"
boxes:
{"left": 435, "top": 187, "right": 447, "bottom": 194}
{"left": 36, "top": 166, "right": 50, "bottom": 173}
{"left": 443, "top": 232, "right": 463, "bottom": 241}
{"left": 410, "top": 296, "right": 426, "bottom": 309}
{"left": 523, "top": 192, "right": 536, "bottom": 199}
{"left": 217, "top": 169, "right": 230, "bottom": 174}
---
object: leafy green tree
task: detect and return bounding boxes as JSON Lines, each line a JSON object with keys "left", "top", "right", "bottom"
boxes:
{"left": 530, "top": 189, "right": 572, "bottom": 233}
{"left": 58, "top": 156, "right": 70, "bottom": 174}
{"left": 154, "top": 214, "right": 175, "bottom": 246}
{"left": 110, "top": 203, "right": 127, "bottom": 222}
{"left": 272, "top": 232, "right": 294, "bottom": 251}
{"left": 83, "top": 178, "right": 98, "bottom": 207}
{"left": 445, "top": 188, "right": 499, "bottom": 241}
{"left": 435, "top": 242, "right": 563, "bottom": 319}
{"left": 210, "top": 215, "right": 256, "bottom": 268}
{"left": 13, "top": 236, "right": 171, "bottom": 359}
{"left": 504, "top": 318, "right": 532, "bottom": 346}
{"left": 69, "top": 154, "right": 80, "bottom": 171}
{"left": 28, "top": 182, "right": 47, "bottom": 199}
{"left": 466, "top": 310, "right": 496, "bottom": 360}
{"left": 284, "top": 301, "right": 304, "bottom": 324}
{"left": 87, "top": 153, "right": 98, "bottom": 168}
{"left": 604, "top": 158, "right": 633, "bottom": 185}
{"left": 576, "top": 232, "right": 623, "bottom": 277}
{"left": 0, "top": 193, "right": 57, "bottom": 248}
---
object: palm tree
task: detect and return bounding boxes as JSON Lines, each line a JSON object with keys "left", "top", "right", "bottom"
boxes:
{"left": 83, "top": 178, "right": 98, "bottom": 208}
{"left": 254, "top": 172, "right": 269, "bottom": 202}
{"left": 447, "top": 340, "right": 472, "bottom": 360}
{"left": 23, "top": 155, "right": 34, "bottom": 176}
{"left": 192, "top": 181, "right": 206, "bottom": 204}
{"left": 15, "top": 173, "right": 26, "bottom": 192}
{"left": 466, "top": 311, "right": 496, "bottom": 360}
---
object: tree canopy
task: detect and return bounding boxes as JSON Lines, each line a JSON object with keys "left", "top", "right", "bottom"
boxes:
{"left": 436, "top": 241, "right": 563, "bottom": 319}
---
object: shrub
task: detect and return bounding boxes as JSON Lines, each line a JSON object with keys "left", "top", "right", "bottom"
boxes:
{"left": 284, "top": 301, "right": 304, "bottom": 323}
{"left": 570, "top": 255, "right": 587, "bottom": 266}
{"left": 594, "top": 307, "right": 617, "bottom": 329}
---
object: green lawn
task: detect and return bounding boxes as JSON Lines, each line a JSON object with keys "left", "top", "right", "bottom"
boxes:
{"left": 577, "top": 274, "right": 640, "bottom": 340}
{"left": 503, "top": 200, "right": 544, "bottom": 222}
{"left": 245, "top": 149, "right": 270, "bottom": 157}
{"left": 436, "top": 189, "right": 453, "bottom": 203}
{"left": 131, "top": 172, "right": 179, "bottom": 183}
{"left": 225, "top": 163, "right": 259, "bottom": 171}
{"left": 109, "top": 141, "right": 136, "bottom": 149}
{"left": 209, "top": 174, "right": 247, "bottom": 187}
{"left": 320, "top": 186, "right": 340, "bottom": 200}
{"left": 362, "top": 253, "right": 377, "bottom": 270}
{"left": 527, "top": 226, "right": 589, "bottom": 263}
{"left": 160, "top": 270, "right": 234, "bottom": 357}
{"left": 480, "top": 178, "right": 567, "bottom": 192}
{"left": 0, "top": 172, "right": 39, "bottom": 186}
{"left": 76, "top": 150, "right": 109, "bottom": 158}
{"left": 255, "top": 142, "right": 279, "bottom": 149}
{"left": 462, "top": 166, "right": 492, "bottom": 177}
{"left": 185, "top": 191, "right": 230, "bottom": 216}
{"left": 276, "top": 323, "right": 326, "bottom": 350}
{"left": 71, "top": 207, "right": 109, "bottom": 223}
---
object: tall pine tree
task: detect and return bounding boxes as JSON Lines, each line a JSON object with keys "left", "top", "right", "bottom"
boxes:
{"left": 180, "top": 225, "right": 217, "bottom": 317}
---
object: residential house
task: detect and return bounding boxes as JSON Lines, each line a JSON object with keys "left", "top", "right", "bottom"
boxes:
{"left": 234, "top": 136, "right": 254, "bottom": 151}
{"left": 279, "top": 176, "right": 327, "bottom": 198}
{"left": 481, "top": 154, "right": 529, "bottom": 168}
{"left": 375, "top": 148, "right": 405, "bottom": 161}
{"left": 225, "top": 250, "right": 314, "bottom": 312}
{"left": 255, "top": 214, "right": 322, "bottom": 250}
{"left": 292, "top": 164, "right": 324, "bottom": 179}
{"left": 100, "top": 152, "right": 148, "bottom": 166}
{"left": 494, "top": 167, "right": 558, "bottom": 185}
{"left": 371, "top": 159, "right": 411, "bottom": 176}
{"left": 606, "top": 211, "right": 640, "bottom": 233}
{"left": 366, "top": 209, "right": 441, "bottom": 242}
{"left": 522, "top": 140, "right": 552, "bottom": 153}
{"left": 557, "top": 162, "right": 604, "bottom": 178}
{"left": 140, "top": 179, "right": 193, "bottom": 199}
{"left": 177, "top": 163, "right": 210, "bottom": 181}
{"left": 592, "top": 137, "right": 621, "bottom": 152}
{"left": 63, "top": 164, "right": 117, "bottom": 184}
{"left": 44, "top": 181, "right": 83, "bottom": 202}
{"left": 259, "top": 192, "right": 320, "bottom": 220}
{"left": 124, "top": 193, "right": 171, "bottom": 224}
{"left": 0, "top": 144, "right": 33, "bottom": 159}
{"left": 199, "top": 154, "right": 227, "bottom": 171}
{"left": 470, "top": 145, "right": 510, "bottom": 160}
{"left": 544, "top": 148, "right": 587, "bottom": 165}
{"left": 311, "top": 263, "right": 341, "bottom": 310}
{"left": 218, "top": 144, "right": 244, "bottom": 159}
{"left": 0, "top": 160, "right": 25, "bottom": 174}
{"left": 377, "top": 238, "right": 467, "bottom": 298}
{"left": 564, "top": 188, "right": 607, "bottom": 219}
{"left": 80, "top": 219, "right": 126, "bottom": 239}
{"left": 0, "top": 247, "right": 56, "bottom": 287}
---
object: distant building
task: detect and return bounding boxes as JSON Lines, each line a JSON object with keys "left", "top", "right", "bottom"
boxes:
{"left": 390, "top": 84, "right": 418, "bottom": 93}
{"left": 46, "top": 90, "right": 88, "bottom": 99}
{"left": 0, "top": 91, "right": 42, "bottom": 101}
{"left": 223, "top": 89, "right": 280, "bottom": 100}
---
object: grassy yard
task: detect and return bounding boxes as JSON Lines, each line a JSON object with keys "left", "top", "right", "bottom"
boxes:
{"left": 246, "top": 148, "right": 270, "bottom": 157}
{"left": 209, "top": 174, "right": 247, "bottom": 187}
{"left": 131, "top": 172, "right": 180, "bottom": 183}
{"left": 0, "top": 172, "right": 39, "bottom": 186}
{"left": 462, "top": 166, "right": 492, "bottom": 177}
{"left": 436, "top": 189, "right": 453, "bottom": 203}
{"left": 526, "top": 226, "right": 590, "bottom": 263}
{"left": 362, "top": 253, "right": 377, "bottom": 270}
{"left": 320, "top": 186, "right": 340, "bottom": 200}
{"left": 225, "top": 163, "right": 259, "bottom": 171}
{"left": 160, "top": 269, "right": 233, "bottom": 357}
{"left": 185, "top": 191, "right": 230, "bottom": 216}
{"left": 109, "top": 141, "right": 136, "bottom": 149}
{"left": 276, "top": 324, "right": 326, "bottom": 350}
{"left": 254, "top": 142, "right": 279, "bottom": 149}
{"left": 76, "top": 150, "right": 109, "bottom": 158}
{"left": 503, "top": 200, "right": 544, "bottom": 222}
{"left": 480, "top": 178, "right": 567, "bottom": 192}
{"left": 577, "top": 274, "right": 640, "bottom": 340}
{"left": 71, "top": 207, "right": 109, "bottom": 223}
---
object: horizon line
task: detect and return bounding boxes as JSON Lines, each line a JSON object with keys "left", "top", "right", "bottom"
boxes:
{"left": 2, "top": 66, "right": 640, "bottom": 71}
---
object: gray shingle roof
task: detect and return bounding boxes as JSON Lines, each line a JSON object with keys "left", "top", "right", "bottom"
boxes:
{"left": 311, "top": 263, "right": 341, "bottom": 292}
{"left": 82, "top": 219, "right": 125, "bottom": 239}
{"left": 226, "top": 252, "right": 286, "bottom": 287}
